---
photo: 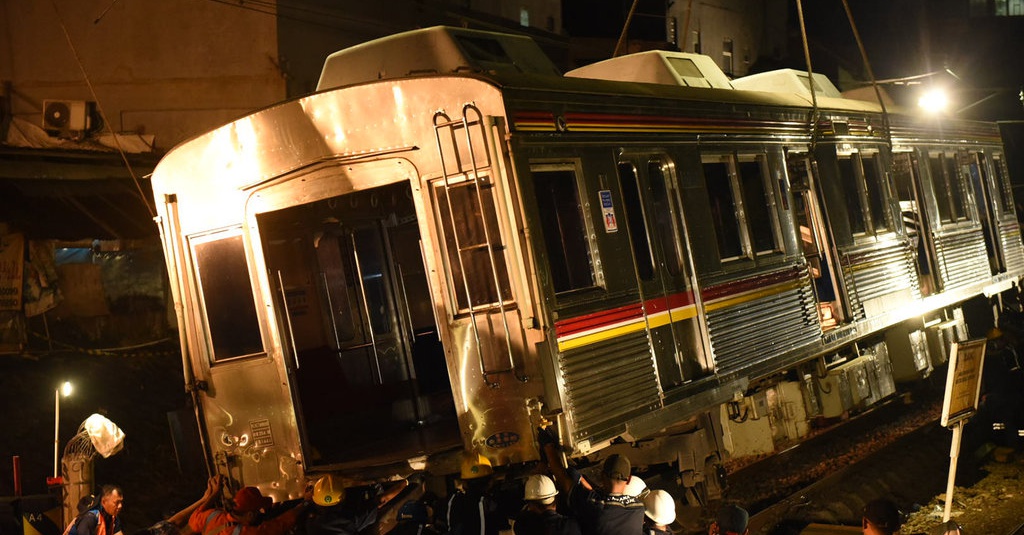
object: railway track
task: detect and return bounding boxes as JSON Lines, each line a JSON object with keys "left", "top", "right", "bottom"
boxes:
{"left": 722, "top": 387, "right": 995, "bottom": 535}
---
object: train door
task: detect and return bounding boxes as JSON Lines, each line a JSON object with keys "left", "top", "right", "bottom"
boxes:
{"left": 891, "top": 152, "right": 938, "bottom": 295}
{"left": 617, "top": 154, "right": 710, "bottom": 389}
{"left": 253, "top": 171, "right": 458, "bottom": 470}
{"left": 787, "top": 153, "right": 843, "bottom": 327}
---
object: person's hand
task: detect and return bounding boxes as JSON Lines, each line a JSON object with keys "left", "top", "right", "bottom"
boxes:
{"left": 205, "top": 475, "right": 224, "bottom": 497}
{"left": 302, "top": 481, "right": 315, "bottom": 503}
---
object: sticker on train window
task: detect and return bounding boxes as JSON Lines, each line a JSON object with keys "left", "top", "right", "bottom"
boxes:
{"left": 485, "top": 431, "right": 520, "bottom": 448}
{"left": 600, "top": 190, "right": 618, "bottom": 233}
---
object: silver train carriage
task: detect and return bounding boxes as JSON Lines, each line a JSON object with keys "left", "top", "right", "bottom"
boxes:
{"left": 150, "top": 26, "right": 1024, "bottom": 503}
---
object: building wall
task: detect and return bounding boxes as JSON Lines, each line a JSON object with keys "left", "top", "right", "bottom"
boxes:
{"left": 667, "top": 0, "right": 787, "bottom": 78}
{"left": 1, "top": 0, "right": 286, "bottom": 151}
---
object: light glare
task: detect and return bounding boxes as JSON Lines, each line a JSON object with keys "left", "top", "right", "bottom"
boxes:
{"left": 60, "top": 381, "right": 73, "bottom": 397}
{"left": 918, "top": 88, "right": 949, "bottom": 113}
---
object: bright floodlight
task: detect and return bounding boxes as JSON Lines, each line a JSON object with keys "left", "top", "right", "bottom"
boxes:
{"left": 918, "top": 88, "right": 949, "bottom": 114}
{"left": 60, "top": 381, "right": 73, "bottom": 397}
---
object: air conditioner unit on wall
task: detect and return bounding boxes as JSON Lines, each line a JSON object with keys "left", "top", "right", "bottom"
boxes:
{"left": 42, "top": 99, "right": 92, "bottom": 132}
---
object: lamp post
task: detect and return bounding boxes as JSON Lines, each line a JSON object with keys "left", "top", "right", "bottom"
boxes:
{"left": 54, "top": 381, "right": 72, "bottom": 479}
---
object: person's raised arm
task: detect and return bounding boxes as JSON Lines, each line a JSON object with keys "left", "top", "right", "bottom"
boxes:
{"left": 539, "top": 427, "right": 574, "bottom": 495}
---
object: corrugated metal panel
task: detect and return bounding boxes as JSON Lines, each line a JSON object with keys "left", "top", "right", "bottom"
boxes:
{"left": 999, "top": 220, "right": 1024, "bottom": 275}
{"left": 935, "top": 228, "right": 990, "bottom": 289}
{"left": 707, "top": 269, "right": 819, "bottom": 374}
{"left": 559, "top": 330, "right": 661, "bottom": 441}
{"left": 841, "top": 241, "right": 921, "bottom": 319}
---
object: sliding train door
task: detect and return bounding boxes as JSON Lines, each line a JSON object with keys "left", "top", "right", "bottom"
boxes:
{"left": 250, "top": 162, "right": 459, "bottom": 472}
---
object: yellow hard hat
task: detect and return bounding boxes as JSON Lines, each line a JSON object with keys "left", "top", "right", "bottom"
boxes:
{"left": 987, "top": 327, "right": 1004, "bottom": 340}
{"left": 313, "top": 475, "right": 344, "bottom": 506}
{"left": 460, "top": 453, "right": 493, "bottom": 479}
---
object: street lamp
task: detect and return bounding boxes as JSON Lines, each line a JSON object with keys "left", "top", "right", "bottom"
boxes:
{"left": 918, "top": 87, "right": 950, "bottom": 114}
{"left": 54, "top": 381, "right": 72, "bottom": 479}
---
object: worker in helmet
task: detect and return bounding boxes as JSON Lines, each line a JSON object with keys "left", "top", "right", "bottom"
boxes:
{"left": 538, "top": 427, "right": 645, "bottom": 535}
{"left": 188, "top": 480, "right": 313, "bottom": 535}
{"left": 641, "top": 490, "right": 676, "bottom": 535}
{"left": 306, "top": 474, "right": 408, "bottom": 535}
{"left": 511, "top": 474, "right": 581, "bottom": 535}
{"left": 443, "top": 452, "right": 512, "bottom": 535}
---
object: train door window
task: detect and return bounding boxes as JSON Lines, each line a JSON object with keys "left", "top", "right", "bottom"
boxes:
{"left": 949, "top": 156, "right": 970, "bottom": 221}
{"left": 837, "top": 155, "right": 867, "bottom": 235}
{"left": 648, "top": 158, "right": 684, "bottom": 277}
{"left": 617, "top": 162, "right": 655, "bottom": 281}
{"left": 531, "top": 164, "right": 597, "bottom": 293}
{"left": 190, "top": 228, "right": 263, "bottom": 362}
{"left": 994, "top": 154, "right": 1015, "bottom": 214}
{"left": 433, "top": 177, "right": 513, "bottom": 313}
{"left": 702, "top": 155, "right": 745, "bottom": 260}
{"left": 737, "top": 155, "right": 778, "bottom": 254}
{"left": 862, "top": 153, "right": 894, "bottom": 234}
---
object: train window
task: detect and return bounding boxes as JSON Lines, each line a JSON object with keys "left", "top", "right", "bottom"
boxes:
{"left": 190, "top": 230, "right": 263, "bottom": 362}
{"left": 929, "top": 154, "right": 969, "bottom": 223}
{"left": 703, "top": 157, "right": 745, "bottom": 260}
{"left": 862, "top": 154, "right": 893, "bottom": 233}
{"left": 837, "top": 156, "right": 867, "bottom": 235}
{"left": 531, "top": 166, "right": 596, "bottom": 293}
{"left": 738, "top": 156, "right": 777, "bottom": 253}
{"left": 433, "top": 179, "right": 513, "bottom": 312}
{"left": 994, "top": 155, "right": 1015, "bottom": 214}
{"left": 617, "top": 163, "right": 655, "bottom": 281}
{"left": 648, "top": 158, "right": 684, "bottom": 277}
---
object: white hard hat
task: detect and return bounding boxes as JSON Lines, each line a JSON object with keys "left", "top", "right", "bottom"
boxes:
{"left": 643, "top": 489, "right": 676, "bottom": 526}
{"left": 624, "top": 475, "right": 647, "bottom": 498}
{"left": 524, "top": 474, "right": 558, "bottom": 504}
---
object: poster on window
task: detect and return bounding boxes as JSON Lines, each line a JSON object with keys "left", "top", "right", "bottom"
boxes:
{"left": 0, "top": 233, "right": 24, "bottom": 311}
{"left": 599, "top": 190, "right": 618, "bottom": 233}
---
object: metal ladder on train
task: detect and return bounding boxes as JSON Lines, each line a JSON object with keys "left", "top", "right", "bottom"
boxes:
{"left": 432, "top": 104, "right": 523, "bottom": 386}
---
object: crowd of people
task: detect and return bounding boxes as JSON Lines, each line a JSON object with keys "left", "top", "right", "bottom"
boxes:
{"left": 65, "top": 430, "right": 916, "bottom": 535}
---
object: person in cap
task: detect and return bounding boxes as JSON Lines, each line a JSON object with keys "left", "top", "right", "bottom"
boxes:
{"left": 539, "top": 427, "right": 645, "bottom": 535}
{"left": 307, "top": 474, "right": 408, "bottom": 535}
{"left": 861, "top": 499, "right": 901, "bottom": 535}
{"left": 511, "top": 474, "right": 581, "bottom": 535}
{"left": 188, "top": 479, "right": 313, "bottom": 535}
{"left": 708, "top": 504, "right": 748, "bottom": 535}
{"left": 642, "top": 490, "right": 676, "bottom": 535}
{"left": 444, "top": 453, "right": 512, "bottom": 535}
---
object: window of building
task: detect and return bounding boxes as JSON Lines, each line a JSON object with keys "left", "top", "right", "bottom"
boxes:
{"left": 692, "top": 30, "right": 701, "bottom": 54}
{"left": 531, "top": 165, "right": 597, "bottom": 293}
{"left": 191, "top": 229, "right": 263, "bottom": 361}
{"left": 433, "top": 178, "right": 512, "bottom": 312}
{"left": 520, "top": 7, "right": 530, "bottom": 27}
{"left": 722, "top": 38, "right": 734, "bottom": 75}
{"left": 618, "top": 163, "right": 655, "bottom": 281}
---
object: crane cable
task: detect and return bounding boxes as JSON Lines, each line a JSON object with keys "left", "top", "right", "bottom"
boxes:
{"left": 794, "top": 0, "right": 821, "bottom": 152}
{"left": 841, "top": 0, "right": 893, "bottom": 148}
{"left": 47, "top": 0, "right": 155, "bottom": 220}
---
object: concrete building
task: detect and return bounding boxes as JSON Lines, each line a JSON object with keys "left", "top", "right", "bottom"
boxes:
{"left": 666, "top": 0, "right": 788, "bottom": 78}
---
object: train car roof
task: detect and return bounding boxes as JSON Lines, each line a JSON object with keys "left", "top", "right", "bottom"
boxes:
{"left": 317, "top": 26, "right": 562, "bottom": 91}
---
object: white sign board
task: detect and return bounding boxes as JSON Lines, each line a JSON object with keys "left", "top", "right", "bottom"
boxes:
{"left": 940, "top": 338, "right": 987, "bottom": 427}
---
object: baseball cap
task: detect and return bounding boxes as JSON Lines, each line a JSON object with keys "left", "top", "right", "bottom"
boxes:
{"left": 602, "top": 454, "right": 631, "bottom": 482}
{"left": 233, "top": 487, "right": 273, "bottom": 514}
{"left": 717, "top": 504, "right": 749, "bottom": 535}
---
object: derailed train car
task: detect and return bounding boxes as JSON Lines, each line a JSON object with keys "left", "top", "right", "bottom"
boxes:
{"left": 150, "top": 26, "right": 1024, "bottom": 502}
